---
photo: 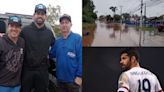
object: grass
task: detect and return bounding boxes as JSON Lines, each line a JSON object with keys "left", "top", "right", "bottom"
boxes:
{"left": 82, "top": 23, "right": 97, "bottom": 47}
{"left": 82, "top": 23, "right": 97, "bottom": 31}
{"left": 135, "top": 26, "right": 156, "bottom": 32}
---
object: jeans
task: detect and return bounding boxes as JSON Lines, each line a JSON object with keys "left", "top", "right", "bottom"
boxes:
{"left": 0, "top": 85, "right": 20, "bottom": 92}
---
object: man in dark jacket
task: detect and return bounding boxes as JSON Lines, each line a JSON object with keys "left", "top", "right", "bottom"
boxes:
{"left": 20, "top": 4, "right": 55, "bottom": 92}
{"left": 0, "top": 16, "right": 24, "bottom": 92}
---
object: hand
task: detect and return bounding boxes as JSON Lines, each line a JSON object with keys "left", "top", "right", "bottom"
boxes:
{"left": 74, "top": 77, "right": 82, "bottom": 86}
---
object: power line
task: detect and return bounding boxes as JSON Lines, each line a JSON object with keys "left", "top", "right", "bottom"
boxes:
{"left": 129, "top": 0, "right": 164, "bottom": 15}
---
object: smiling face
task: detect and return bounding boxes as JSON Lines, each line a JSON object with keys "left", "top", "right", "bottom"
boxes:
{"left": 33, "top": 11, "right": 47, "bottom": 26}
{"left": 8, "top": 23, "right": 21, "bottom": 39}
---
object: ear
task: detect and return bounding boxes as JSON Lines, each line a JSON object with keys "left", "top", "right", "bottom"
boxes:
{"left": 45, "top": 15, "right": 48, "bottom": 20}
{"left": 131, "top": 56, "right": 136, "bottom": 63}
{"left": 32, "top": 14, "right": 35, "bottom": 20}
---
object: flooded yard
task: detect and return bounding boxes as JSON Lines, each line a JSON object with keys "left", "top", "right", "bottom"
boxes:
{"left": 83, "top": 21, "right": 164, "bottom": 47}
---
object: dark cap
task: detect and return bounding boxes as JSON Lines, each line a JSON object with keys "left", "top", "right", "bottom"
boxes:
{"left": 35, "top": 4, "right": 46, "bottom": 14}
{"left": 8, "top": 16, "right": 22, "bottom": 26}
{"left": 59, "top": 14, "right": 71, "bottom": 23}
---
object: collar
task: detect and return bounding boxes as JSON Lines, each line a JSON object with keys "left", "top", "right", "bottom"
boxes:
{"left": 31, "top": 22, "right": 46, "bottom": 30}
{"left": 62, "top": 31, "right": 72, "bottom": 39}
{"left": 3, "top": 35, "right": 18, "bottom": 46}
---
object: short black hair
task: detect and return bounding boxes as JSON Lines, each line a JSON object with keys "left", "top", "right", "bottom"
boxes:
{"left": 120, "top": 48, "right": 140, "bottom": 61}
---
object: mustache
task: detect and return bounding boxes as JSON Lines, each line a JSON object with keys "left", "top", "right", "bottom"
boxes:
{"left": 37, "top": 17, "right": 43, "bottom": 20}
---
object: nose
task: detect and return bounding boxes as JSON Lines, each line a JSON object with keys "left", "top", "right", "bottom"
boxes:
{"left": 37, "top": 14, "right": 43, "bottom": 18}
{"left": 120, "top": 60, "right": 123, "bottom": 64}
{"left": 12, "top": 26, "right": 17, "bottom": 30}
{"left": 62, "top": 22, "right": 67, "bottom": 26}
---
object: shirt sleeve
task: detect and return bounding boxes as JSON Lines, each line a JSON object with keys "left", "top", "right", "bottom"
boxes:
{"left": 50, "top": 30, "right": 55, "bottom": 47}
{"left": 155, "top": 76, "right": 163, "bottom": 92}
{"left": 19, "top": 27, "right": 25, "bottom": 38}
{"left": 0, "top": 38, "right": 3, "bottom": 56}
{"left": 117, "top": 87, "right": 129, "bottom": 92}
{"left": 75, "top": 36, "right": 82, "bottom": 77}
{"left": 49, "top": 41, "right": 56, "bottom": 59}
{"left": 118, "top": 72, "right": 129, "bottom": 91}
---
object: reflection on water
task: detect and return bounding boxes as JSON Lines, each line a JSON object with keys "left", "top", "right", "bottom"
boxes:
{"left": 83, "top": 21, "right": 164, "bottom": 46}
{"left": 82, "top": 30, "right": 95, "bottom": 46}
{"left": 82, "top": 23, "right": 97, "bottom": 47}
{"left": 91, "top": 21, "right": 141, "bottom": 46}
{"left": 83, "top": 21, "right": 130, "bottom": 46}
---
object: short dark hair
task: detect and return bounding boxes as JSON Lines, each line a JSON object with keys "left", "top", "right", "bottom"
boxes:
{"left": 120, "top": 48, "right": 140, "bottom": 61}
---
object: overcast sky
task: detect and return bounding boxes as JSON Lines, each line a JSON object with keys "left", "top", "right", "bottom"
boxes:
{"left": 93, "top": 0, "right": 164, "bottom": 17}
{"left": 0, "top": 0, "right": 82, "bottom": 35}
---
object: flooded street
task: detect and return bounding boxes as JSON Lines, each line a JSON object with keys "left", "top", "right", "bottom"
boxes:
{"left": 83, "top": 21, "right": 164, "bottom": 46}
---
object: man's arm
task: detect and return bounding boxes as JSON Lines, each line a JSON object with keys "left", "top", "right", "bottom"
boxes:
{"left": 158, "top": 90, "right": 163, "bottom": 92}
{"left": 74, "top": 36, "right": 82, "bottom": 86}
{"left": 49, "top": 42, "right": 56, "bottom": 59}
{"left": 117, "top": 87, "right": 129, "bottom": 92}
{"left": 155, "top": 76, "right": 163, "bottom": 92}
{"left": 0, "top": 38, "right": 3, "bottom": 56}
{"left": 117, "top": 73, "right": 129, "bottom": 92}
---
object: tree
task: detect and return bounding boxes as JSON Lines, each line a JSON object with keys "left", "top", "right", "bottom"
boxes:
{"left": 109, "top": 6, "right": 117, "bottom": 17}
{"left": 99, "top": 15, "right": 105, "bottom": 21}
{"left": 83, "top": 0, "right": 97, "bottom": 23}
{"left": 113, "top": 14, "right": 121, "bottom": 22}
{"left": 106, "top": 14, "right": 112, "bottom": 22}
{"left": 47, "top": 4, "right": 61, "bottom": 26}
{"left": 122, "top": 13, "right": 130, "bottom": 21}
{"left": 47, "top": 4, "right": 61, "bottom": 37}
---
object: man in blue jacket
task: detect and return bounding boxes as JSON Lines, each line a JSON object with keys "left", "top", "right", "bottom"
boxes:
{"left": 49, "top": 14, "right": 82, "bottom": 92}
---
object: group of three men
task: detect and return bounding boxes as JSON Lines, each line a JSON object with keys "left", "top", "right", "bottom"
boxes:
{"left": 0, "top": 3, "right": 82, "bottom": 92}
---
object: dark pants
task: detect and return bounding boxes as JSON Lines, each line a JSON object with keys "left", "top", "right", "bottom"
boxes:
{"left": 57, "top": 82, "right": 80, "bottom": 92}
{"left": 21, "top": 69, "right": 49, "bottom": 92}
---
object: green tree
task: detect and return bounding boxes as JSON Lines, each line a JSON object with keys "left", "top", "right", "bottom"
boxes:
{"left": 99, "top": 15, "right": 105, "bottom": 21}
{"left": 106, "top": 14, "right": 112, "bottom": 22}
{"left": 122, "top": 13, "right": 130, "bottom": 21}
{"left": 83, "top": 0, "right": 97, "bottom": 23}
{"left": 47, "top": 4, "right": 61, "bottom": 26}
{"left": 47, "top": 4, "right": 61, "bottom": 37}
{"left": 109, "top": 6, "right": 117, "bottom": 16}
{"left": 113, "top": 14, "right": 121, "bottom": 22}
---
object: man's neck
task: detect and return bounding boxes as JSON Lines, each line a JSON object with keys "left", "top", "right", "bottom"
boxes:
{"left": 131, "top": 63, "right": 140, "bottom": 69}
{"left": 8, "top": 36, "right": 18, "bottom": 44}
{"left": 34, "top": 22, "right": 44, "bottom": 29}
{"left": 62, "top": 31, "right": 71, "bottom": 39}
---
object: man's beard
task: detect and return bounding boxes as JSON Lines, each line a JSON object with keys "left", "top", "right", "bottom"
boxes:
{"left": 121, "top": 61, "right": 131, "bottom": 72}
{"left": 35, "top": 17, "right": 45, "bottom": 26}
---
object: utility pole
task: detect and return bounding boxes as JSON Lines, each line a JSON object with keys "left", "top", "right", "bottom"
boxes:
{"left": 143, "top": 3, "right": 146, "bottom": 43}
{"left": 120, "top": 6, "right": 123, "bottom": 40}
{"left": 139, "top": 0, "right": 143, "bottom": 46}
